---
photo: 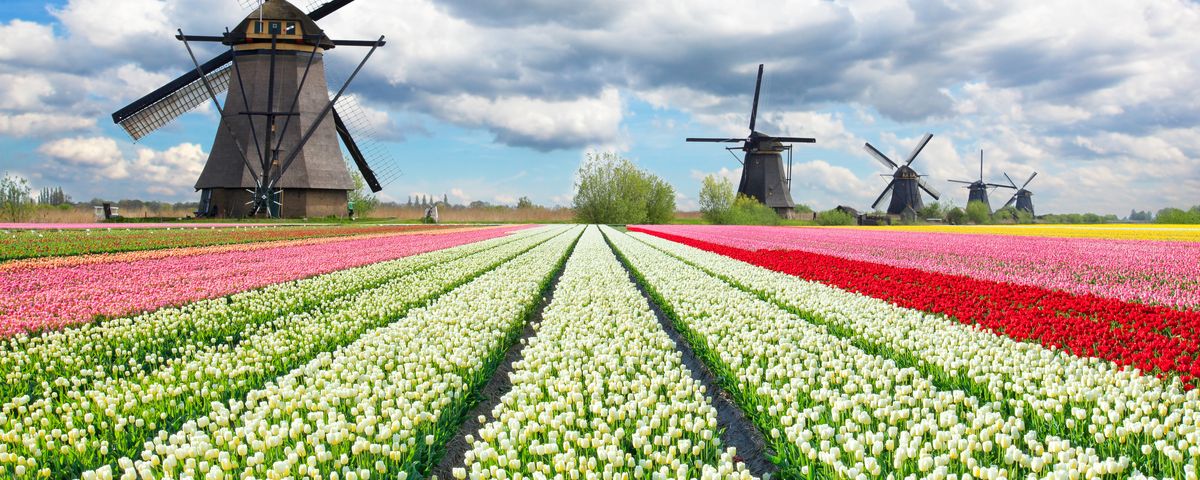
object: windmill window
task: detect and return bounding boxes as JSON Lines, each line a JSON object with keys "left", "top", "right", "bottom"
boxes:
{"left": 253, "top": 21, "right": 263, "bottom": 34}
{"left": 268, "top": 22, "right": 281, "bottom": 35}
{"left": 285, "top": 22, "right": 296, "bottom": 35}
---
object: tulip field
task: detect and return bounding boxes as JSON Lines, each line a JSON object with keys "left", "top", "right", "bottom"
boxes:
{"left": 0, "top": 223, "right": 1198, "bottom": 479}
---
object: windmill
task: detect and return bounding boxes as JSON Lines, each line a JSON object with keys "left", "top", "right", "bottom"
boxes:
{"left": 947, "top": 150, "right": 1014, "bottom": 213}
{"left": 686, "top": 64, "right": 816, "bottom": 217}
{"left": 111, "top": 0, "right": 400, "bottom": 218}
{"left": 1001, "top": 171, "right": 1038, "bottom": 216}
{"left": 863, "top": 133, "right": 942, "bottom": 217}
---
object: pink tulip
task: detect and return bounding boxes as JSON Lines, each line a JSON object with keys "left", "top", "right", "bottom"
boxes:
{"left": 0, "top": 226, "right": 530, "bottom": 336}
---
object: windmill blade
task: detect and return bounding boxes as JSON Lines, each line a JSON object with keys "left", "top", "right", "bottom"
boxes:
{"left": 979, "top": 149, "right": 985, "bottom": 182}
{"left": 1003, "top": 172, "right": 1018, "bottom": 188}
{"left": 987, "top": 183, "right": 1016, "bottom": 189}
{"left": 1021, "top": 171, "right": 1038, "bottom": 189}
{"left": 773, "top": 136, "right": 816, "bottom": 143}
{"left": 748, "top": 64, "right": 764, "bottom": 132}
{"left": 686, "top": 137, "right": 744, "bottom": 143}
{"left": 947, "top": 179, "right": 974, "bottom": 185}
{"left": 306, "top": 0, "right": 356, "bottom": 20}
{"left": 917, "top": 177, "right": 941, "bottom": 199}
{"left": 1002, "top": 194, "right": 1018, "bottom": 209}
{"left": 333, "top": 108, "right": 382, "bottom": 193}
{"left": 871, "top": 182, "right": 895, "bottom": 210}
{"left": 116, "top": 62, "right": 233, "bottom": 141}
{"left": 863, "top": 143, "right": 899, "bottom": 170}
{"left": 112, "top": 50, "right": 234, "bottom": 137}
{"left": 903, "top": 133, "right": 934, "bottom": 165}
{"left": 332, "top": 95, "right": 402, "bottom": 190}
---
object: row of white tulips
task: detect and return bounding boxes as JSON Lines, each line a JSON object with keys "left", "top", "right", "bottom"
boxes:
{"left": 459, "top": 226, "right": 754, "bottom": 480}
{"left": 603, "top": 226, "right": 1157, "bottom": 480}
{"left": 81, "top": 225, "right": 583, "bottom": 480}
{"left": 632, "top": 231, "right": 1200, "bottom": 475}
{"left": 0, "top": 226, "right": 571, "bottom": 478}
{"left": 0, "top": 229, "right": 545, "bottom": 404}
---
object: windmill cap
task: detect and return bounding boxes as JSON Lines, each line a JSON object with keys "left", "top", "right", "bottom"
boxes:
{"left": 228, "top": 0, "right": 334, "bottom": 49}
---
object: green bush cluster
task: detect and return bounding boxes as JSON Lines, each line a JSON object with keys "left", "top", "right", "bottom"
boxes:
{"left": 816, "top": 209, "right": 856, "bottom": 226}
{"left": 698, "top": 175, "right": 781, "bottom": 225}
{"left": 1155, "top": 206, "right": 1200, "bottom": 224}
{"left": 573, "top": 152, "right": 675, "bottom": 224}
{"left": 1, "top": 172, "right": 33, "bottom": 222}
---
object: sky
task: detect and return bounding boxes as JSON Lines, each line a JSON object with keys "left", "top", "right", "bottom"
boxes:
{"left": 1, "top": 0, "right": 1198, "bottom": 215}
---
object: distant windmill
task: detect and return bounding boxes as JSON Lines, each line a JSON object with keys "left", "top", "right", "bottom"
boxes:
{"left": 111, "top": 0, "right": 400, "bottom": 218}
{"left": 947, "top": 150, "right": 1014, "bottom": 213}
{"left": 863, "top": 133, "right": 941, "bottom": 216}
{"left": 1001, "top": 171, "right": 1039, "bottom": 216}
{"left": 686, "top": 64, "right": 816, "bottom": 217}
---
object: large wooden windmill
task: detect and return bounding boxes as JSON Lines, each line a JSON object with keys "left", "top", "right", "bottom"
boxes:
{"left": 686, "top": 64, "right": 817, "bottom": 217}
{"left": 111, "top": 0, "right": 399, "bottom": 218}
{"left": 947, "top": 150, "right": 1014, "bottom": 213}
{"left": 863, "top": 133, "right": 941, "bottom": 217}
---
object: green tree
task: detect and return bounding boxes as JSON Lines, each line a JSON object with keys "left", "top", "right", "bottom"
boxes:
{"left": 699, "top": 175, "right": 735, "bottom": 224}
{"left": 1156, "top": 206, "right": 1200, "bottom": 224}
{"left": 816, "top": 208, "right": 856, "bottom": 226}
{"left": 346, "top": 162, "right": 379, "bottom": 217}
{"left": 573, "top": 152, "right": 675, "bottom": 224}
{"left": 644, "top": 176, "right": 676, "bottom": 224}
{"left": 965, "top": 201, "right": 991, "bottom": 224}
{"left": 1, "top": 172, "right": 33, "bottom": 222}
{"left": 516, "top": 196, "right": 536, "bottom": 209}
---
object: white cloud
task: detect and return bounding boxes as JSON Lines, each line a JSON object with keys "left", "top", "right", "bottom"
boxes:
{"left": 0, "top": 74, "right": 56, "bottom": 110}
{"left": 690, "top": 166, "right": 741, "bottom": 186}
{"left": 428, "top": 88, "right": 623, "bottom": 150}
{"left": 0, "top": 20, "right": 59, "bottom": 64}
{"left": 50, "top": 0, "right": 172, "bottom": 50}
{"left": 0, "top": 113, "right": 95, "bottom": 136}
{"left": 130, "top": 143, "right": 207, "bottom": 191}
{"left": 38, "top": 136, "right": 208, "bottom": 196}
{"left": 39, "top": 136, "right": 129, "bottom": 179}
{"left": 448, "top": 188, "right": 470, "bottom": 203}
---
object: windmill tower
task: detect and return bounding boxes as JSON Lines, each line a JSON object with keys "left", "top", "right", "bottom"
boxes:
{"left": 947, "top": 150, "right": 1014, "bottom": 213}
{"left": 863, "top": 133, "right": 941, "bottom": 217}
{"left": 686, "top": 64, "right": 816, "bottom": 217}
{"left": 1001, "top": 172, "right": 1038, "bottom": 216}
{"left": 111, "top": 0, "right": 399, "bottom": 218}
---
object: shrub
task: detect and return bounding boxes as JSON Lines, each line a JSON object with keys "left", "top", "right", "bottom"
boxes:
{"left": 573, "top": 152, "right": 675, "bottom": 224}
{"left": 965, "top": 201, "right": 991, "bottom": 224}
{"left": 816, "top": 209, "right": 856, "bottom": 226}
{"left": 917, "top": 202, "right": 947, "bottom": 221}
{"left": 946, "top": 207, "right": 966, "bottom": 225}
{"left": 726, "top": 195, "right": 780, "bottom": 225}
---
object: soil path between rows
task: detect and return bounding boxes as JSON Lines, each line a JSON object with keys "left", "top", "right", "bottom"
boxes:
{"left": 429, "top": 245, "right": 568, "bottom": 478}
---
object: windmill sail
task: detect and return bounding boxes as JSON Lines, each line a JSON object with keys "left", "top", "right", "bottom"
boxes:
{"left": 332, "top": 96, "right": 402, "bottom": 191}
{"left": 117, "top": 65, "right": 233, "bottom": 140}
